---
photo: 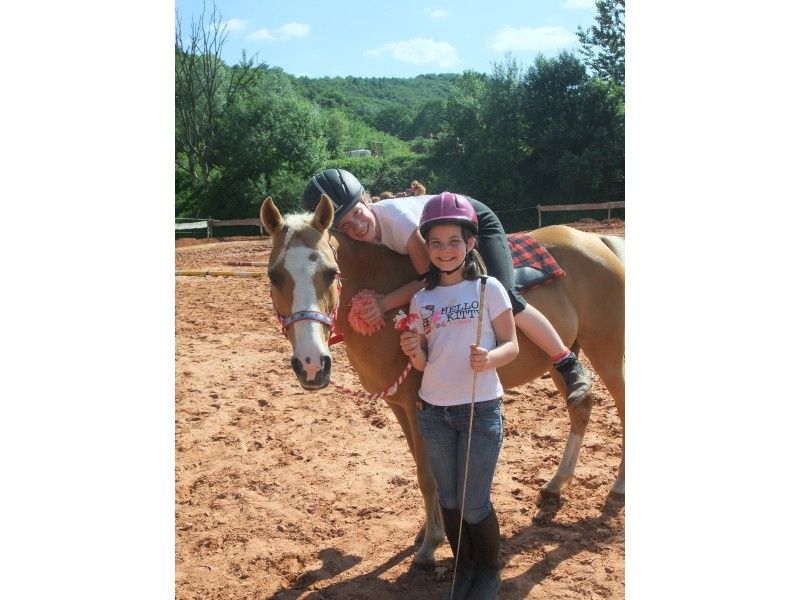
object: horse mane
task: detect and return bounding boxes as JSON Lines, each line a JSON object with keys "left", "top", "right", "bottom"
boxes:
{"left": 332, "top": 232, "right": 418, "bottom": 298}
{"left": 328, "top": 232, "right": 422, "bottom": 390}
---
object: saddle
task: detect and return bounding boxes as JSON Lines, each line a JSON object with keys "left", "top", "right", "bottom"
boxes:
{"left": 508, "top": 232, "right": 565, "bottom": 291}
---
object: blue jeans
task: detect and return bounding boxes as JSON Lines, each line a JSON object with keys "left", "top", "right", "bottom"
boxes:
{"left": 416, "top": 398, "right": 504, "bottom": 523}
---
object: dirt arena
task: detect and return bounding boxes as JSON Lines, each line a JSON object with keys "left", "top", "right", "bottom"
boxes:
{"left": 175, "top": 218, "right": 625, "bottom": 600}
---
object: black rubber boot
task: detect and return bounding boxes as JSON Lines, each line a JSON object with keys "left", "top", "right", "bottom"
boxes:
{"left": 465, "top": 507, "right": 501, "bottom": 599}
{"left": 441, "top": 506, "right": 476, "bottom": 600}
{"left": 553, "top": 351, "right": 592, "bottom": 408}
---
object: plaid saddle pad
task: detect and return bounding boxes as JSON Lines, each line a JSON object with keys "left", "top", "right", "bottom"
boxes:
{"left": 507, "top": 232, "right": 565, "bottom": 291}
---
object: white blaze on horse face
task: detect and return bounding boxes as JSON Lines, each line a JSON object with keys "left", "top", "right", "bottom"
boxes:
{"left": 283, "top": 246, "right": 330, "bottom": 380}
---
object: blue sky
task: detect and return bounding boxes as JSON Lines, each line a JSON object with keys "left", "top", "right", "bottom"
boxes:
{"left": 175, "top": 0, "right": 598, "bottom": 78}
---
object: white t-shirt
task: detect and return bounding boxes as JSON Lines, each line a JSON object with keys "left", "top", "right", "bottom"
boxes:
{"left": 409, "top": 276, "right": 511, "bottom": 406}
{"left": 370, "top": 196, "right": 432, "bottom": 254}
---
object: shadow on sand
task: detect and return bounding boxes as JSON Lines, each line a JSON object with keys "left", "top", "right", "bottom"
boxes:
{"left": 267, "top": 493, "right": 624, "bottom": 599}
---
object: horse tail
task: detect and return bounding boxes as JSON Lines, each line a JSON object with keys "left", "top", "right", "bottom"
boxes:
{"left": 599, "top": 235, "right": 625, "bottom": 265}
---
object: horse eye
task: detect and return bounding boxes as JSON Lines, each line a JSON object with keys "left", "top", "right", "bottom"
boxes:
{"left": 267, "top": 269, "right": 283, "bottom": 286}
{"left": 322, "top": 267, "right": 338, "bottom": 286}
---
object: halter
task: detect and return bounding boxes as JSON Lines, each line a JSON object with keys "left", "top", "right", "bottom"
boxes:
{"left": 271, "top": 275, "right": 343, "bottom": 346}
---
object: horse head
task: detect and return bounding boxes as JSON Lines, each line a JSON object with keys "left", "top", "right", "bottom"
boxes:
{"left": 260, "top": 195, "right": 339, "bottom": 390}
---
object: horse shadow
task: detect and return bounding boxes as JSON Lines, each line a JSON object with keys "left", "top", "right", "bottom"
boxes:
{"left": 266, "top": 543, "right": 439, "bottom": 599}
{"left": 499, "top": 493, "right": 624, "bottom": 598}
{"left": 267, "top": 494, "right": 624, "bottom": 599}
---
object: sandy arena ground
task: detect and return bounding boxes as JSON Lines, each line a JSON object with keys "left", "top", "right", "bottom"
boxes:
{"left": 175, "top": 218, "right": 625, "bottom": 599}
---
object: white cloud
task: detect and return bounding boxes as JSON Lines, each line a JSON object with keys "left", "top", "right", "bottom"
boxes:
{"left": 246, "top": 22, "right": 310, "bottom": 41}
{"left": 563, "top": 0, "right": 595, "bottom": 8}
{"left": 428, "top": 8, "right": 449, "bottom": 18}
{"left": 247, "top": 29, "right": 270, "bottom": 40}
{"left": 222, "top": 18, "right": 248, "bottom": 31}
{"left": 366, "top": 38, "right": 459, "bottom": 68}
{"left": 209, "top": 18, "right": 247, "bottom": 33}
{"left": 490, "top": 26, "right": 576, "bottom": 52}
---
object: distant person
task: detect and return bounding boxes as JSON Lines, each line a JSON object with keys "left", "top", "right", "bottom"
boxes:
{"left": 410, "top": 180, "right": 427, "bottom": 195}
{"left": 302, "top": 168, "right": 592, "bottom": 408}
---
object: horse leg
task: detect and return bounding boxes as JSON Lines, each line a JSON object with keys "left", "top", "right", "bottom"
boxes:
{"left": 387, "top": 399, "right": 445, "bottom": 569}
{"left": 541, "top": 344, "right": 595, "bottom": 498}
{"left": 579, "top": 340, "right": 625, "bottom": 498}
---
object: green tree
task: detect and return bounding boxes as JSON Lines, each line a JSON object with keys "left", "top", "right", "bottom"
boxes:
{"left": 211, "top": 69, "right": 327, "bottom": 216}
{"left": 520, "top": 52, "right": 623, "bottom": 203}
{"left": 426, "top": 51, "right": 623, "bottom": 229}
{"left": 429, "top": 71, "right": 488, "bottom": 190}
{"left": 174, "top": 1, "right": 258, "bottom": 185}
{"left": 406, "top": 99, "right": 447, "bottom": 139}
{"left": 322, "top": 109, "right": 349, "bottom": 157}
{"left": 374, "top": 104, "right": 412, "bottom": 138}
{"left": 576, "top": 0, "right": 625, "bottom": 86}
{"left": 474, "top": 56, "right": 527, "bottom": 209}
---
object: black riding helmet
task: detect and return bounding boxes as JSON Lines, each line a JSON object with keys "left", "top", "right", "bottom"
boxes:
{"left": 302, "top": 168, "right": 364, "bottom": 225}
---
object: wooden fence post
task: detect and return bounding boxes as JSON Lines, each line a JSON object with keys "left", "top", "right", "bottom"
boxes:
{"left": 534, "top": 201, "right": 624, "bottom": 227}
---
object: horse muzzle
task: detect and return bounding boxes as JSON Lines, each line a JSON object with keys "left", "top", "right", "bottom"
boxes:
{"left": 291, "top": 354, "right": 332, "bottom": 390}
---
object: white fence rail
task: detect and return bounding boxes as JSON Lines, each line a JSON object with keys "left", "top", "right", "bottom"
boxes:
{"left": 536, "top": 201, "right": 624, "bottom": 228}
{"left": 175, "top": 218, "right": 263, "bottom": 238}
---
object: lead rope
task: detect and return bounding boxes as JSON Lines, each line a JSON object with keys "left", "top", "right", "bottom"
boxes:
{"left": 329, "top": 360, "right": 413, "bottom": 401}
{"left": 450, "top": 276, "right": 488, "bottom": 600}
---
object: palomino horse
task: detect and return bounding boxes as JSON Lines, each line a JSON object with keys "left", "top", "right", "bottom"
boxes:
{"left": 260, "top": 195, "right": 625, "bottom": 569}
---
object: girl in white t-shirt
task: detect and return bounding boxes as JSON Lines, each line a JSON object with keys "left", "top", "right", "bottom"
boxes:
{"left": 397, "top": 195, "right": 518, "bottom": 600}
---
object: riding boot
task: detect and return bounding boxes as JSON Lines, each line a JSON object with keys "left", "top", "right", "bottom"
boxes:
{"left": 465, "top": 507, "right": 501, "bottom": 599}
{"left": 553, "top": 351, "right": 592, "bottom": 408}
{"left": 441, "top": 506, "right": 476, "bottom": 600}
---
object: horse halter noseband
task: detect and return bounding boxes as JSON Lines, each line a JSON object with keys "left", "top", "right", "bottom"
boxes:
{"left": 272, "top": 278, "right": 343, "bottom": 346}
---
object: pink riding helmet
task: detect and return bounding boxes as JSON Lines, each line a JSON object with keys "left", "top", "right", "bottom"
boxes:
{"left": 419, "top": 192, "right": 478, "bottom": 236}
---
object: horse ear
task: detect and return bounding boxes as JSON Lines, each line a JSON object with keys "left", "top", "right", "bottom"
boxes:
{"left": 260, "top": 196, "right": 283, "bottom": 235}
{"left": 311, "top": 194, "right": 334, "bottom": 232}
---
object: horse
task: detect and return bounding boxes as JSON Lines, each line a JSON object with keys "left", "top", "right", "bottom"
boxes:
{"left": 259, "top": 195, "right": 625, "bottom": 570}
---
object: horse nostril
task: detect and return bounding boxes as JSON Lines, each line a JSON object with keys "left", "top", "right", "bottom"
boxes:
{"left": 321, "top": 355, "right": 331, "bottom": 375}
{"left": 290, "top": 357, "right": 304, "bottom": 378}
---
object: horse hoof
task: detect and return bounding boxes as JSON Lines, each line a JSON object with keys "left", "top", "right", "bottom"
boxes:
{"left": 540, "top": 474, "right": 572, "bottom": 499}
{"left": 538, "top": 488, "right": 561, "bottom": 502}
{"left": 410, "top": 558, "right": 436, "bottom": 573}
{"left": 608, "top": 489, "right": 625, "bottom": 503}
